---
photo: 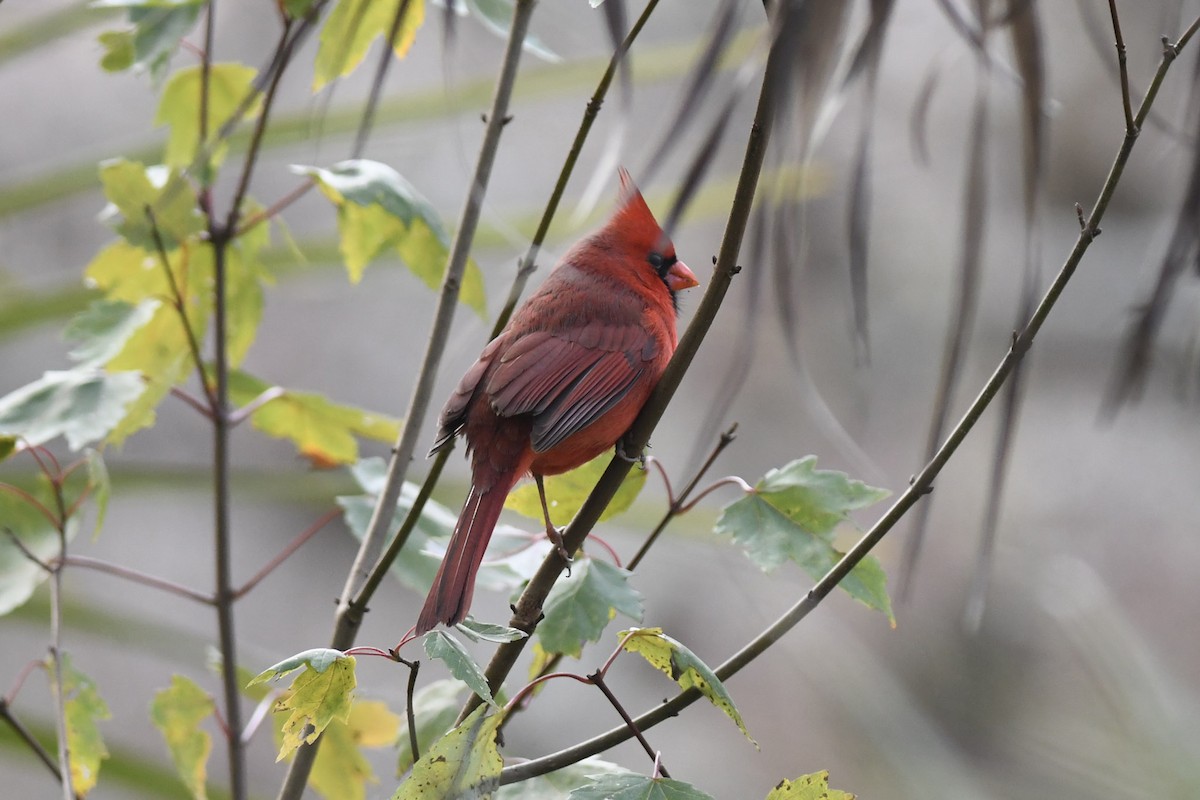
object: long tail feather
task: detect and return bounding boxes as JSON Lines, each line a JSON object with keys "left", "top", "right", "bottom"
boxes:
{"left": 415, "top": 480, "right": 512, "bottom": 634}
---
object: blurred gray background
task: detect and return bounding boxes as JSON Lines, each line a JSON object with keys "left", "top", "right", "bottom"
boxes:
{"left": 3, "top": 1, "right": 1200, "bottom": 798}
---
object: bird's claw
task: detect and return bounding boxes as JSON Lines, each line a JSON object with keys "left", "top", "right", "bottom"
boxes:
{"left": 615, "top": 438, "right": 646, "bottom": 467}
{"left": 547, "top": 525, "right": 573, "bottom": 571}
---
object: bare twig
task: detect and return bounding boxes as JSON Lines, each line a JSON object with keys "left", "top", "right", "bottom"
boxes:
{"left": 0, "top": 699, "right": 61, "bottom": 782}
{"left": 588, "top": 669, "right": 669, "bottom": 777}
{"left": 1107, "top": 0, "right": 1135, "bottom": 133}
{"left": 403, "top": 659, "right": 421, "bottom": 763}
{"left": 233, "top": 508, "right": 339, "bottom": 599}
{"left": 62, "top": 555, "right": 214, "bottom": 604}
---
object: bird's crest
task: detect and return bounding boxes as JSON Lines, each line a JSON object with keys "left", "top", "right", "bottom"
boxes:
{"left": 612, "top": 168, "right": 669, "bottom": 251}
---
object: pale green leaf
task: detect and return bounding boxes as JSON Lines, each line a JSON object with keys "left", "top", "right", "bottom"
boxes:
{"left": 538, "top": 559, "right": 642, "bottom": 658}
{"left": 84, "top": 449, "right": 111, "bottom": 538}
{"left": 65, "top": 299, "right": 160, "bottom": 368}
{"left": 494, "top": 757, "right": 635, "bottom": 799}
{"left": 455, "top": 618, "right": 527, "bottom": 644}
{"left": 423, "top": 630, "right": 495, "bottom": 706}
{"left": 755, "top": 456, "right": 890, "bottom": 537}
{"left": 150, "top": 675, "right": 214, "bottom": 800}
{"left": 97, "top": 159, "right": 204, "bottom": 249}
{"left": 396, "top": 679, "right": 468, "bottom": 774}
{"left": 568, "top": 774, "right": 714, "bottom": 800}
{"left": 506, "top": 453, "right": 647, "bottom": 527}
{"left": 293, "top": 160, "right": 487, "bottom": 317}
{"left": 0, "top": 369, "right": 145, "bottom": 450}
{"left": 765, "top": 771, "right": 856, "bottom": 800}
{"left": 51, "top": 653, "right": 111, "bottom": 796}
{"left": 392, "top": 705, "right": 503, "bottom": 799}
{"left": 312, "top": 0, "right": 425, "bottom": 92}
{"left": 228, "top": 371, "right": 401, "bottom": 467}
{"left": 619, "top": 627, "right": 755, "bottom": 746}
{"left": 156, "top": 63, "right": 260, "bottom": 168}
{"left": 93, "top": 2, "right": 204, "bottom": 81}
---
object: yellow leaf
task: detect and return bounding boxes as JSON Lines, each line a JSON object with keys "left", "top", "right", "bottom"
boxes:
{"left": 150, "top": 675, "right": 214, "bottom": 800}
{"left": 50, "top": 654, "right": 111, "bottom": 796}
{"left": 265, "top": 653, "right": 357, "bottom": 761}
{"left": 766, "top": 771, "right": 856, "bottom": 800}
{"left": 393, "top": 705, "right": 504, "bottom": 799}
{"left": 312, "top": 0, "right": 425, "bottom": 92}
{"left": 506, "top": 453, "right": 647, "bottom": 527}
{"left": 308, "top": 701, "right": 401, "bottom": 800}
{"left": 156, "top": 63, "right": 261, "bottom": 169}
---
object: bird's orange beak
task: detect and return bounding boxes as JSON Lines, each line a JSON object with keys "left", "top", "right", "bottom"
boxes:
{"left": 666, "top": 260, "right": 699, "bottom": 292}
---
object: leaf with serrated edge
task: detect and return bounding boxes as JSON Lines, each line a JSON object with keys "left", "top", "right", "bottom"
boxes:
{"left": 506, "top": 453, "right": 647, "bottom": 527}
{"left": 755, "top": 456, "right": 889, "bottom": 537}
{"left": 393, "top": 705, "right": 503, "bottom": 799}
{"left": 539, "top": 559, "right": 643, "bottom": 658}
{"left": 567, "top": 773, "right": 715, "bottom": 800}
{"left": 619, "top": 627, "right": 755, "bottom": 746}
{"left": 455, "top": 618, "right": 528, "bottom": 643}
{"left": 766, "top": 770, "right": 856, "bottom": 800}
{"left": 308, "top": 700, "right": 401, "bottom": 800}
{"left": 397, "top": 679, "right": 468, "bottom": 774}
{"left": 259, "top": 651, "right": 357, "bottom": 761}
{"left": 293, "top": 160, "right": 487, "bottom": 317}
{"left": 423, "top": 630, "right": 495, "bottom": 706}
{"left": 51, "top": 653, "right": 111, "bottom": 796}
{"left": 97, "top": 160, "right": 204, "bottom": 249}
{"left": 65, "top": 299, "right": 160, "bottom": 368}
{"left": 228, "top": 371, "right": 400, "bottom": 467}
{"left": 150, "top": 675, "right": 214, "bottom": 800}
{"left": 312, "top": 0, "right": 425, "bottom": 92}
{"left": 0, "top": 370, "right": 146, "bottom": 451}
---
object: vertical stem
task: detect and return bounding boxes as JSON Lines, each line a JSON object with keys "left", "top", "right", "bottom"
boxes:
{"left": 48, "top": 574, "right": 73, "bottom": 800}
{"left": 211, "top": 235, "right": 244, "bottom": 800}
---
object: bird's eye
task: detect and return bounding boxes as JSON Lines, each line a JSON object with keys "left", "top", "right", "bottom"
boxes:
{"left": 648, "top": 251, "right": 676, "bottom": 277}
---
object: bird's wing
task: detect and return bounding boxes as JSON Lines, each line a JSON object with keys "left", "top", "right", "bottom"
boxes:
{"left": 430, "top": 335, "right": 506, "bottom": 454}
{"left": 486, "top": 323, "right": 657, "bottom": 453}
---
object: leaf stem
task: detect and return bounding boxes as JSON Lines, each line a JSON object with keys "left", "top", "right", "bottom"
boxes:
{"left": 232, "top": 508, "right": 339, "bottom": 599}
{"left": 588, "top": 669, "right": 668, "bottom": 777}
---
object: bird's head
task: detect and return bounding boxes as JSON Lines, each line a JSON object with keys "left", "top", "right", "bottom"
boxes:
{"left": 609, "top": 168, "right": 700, "bottom": 303}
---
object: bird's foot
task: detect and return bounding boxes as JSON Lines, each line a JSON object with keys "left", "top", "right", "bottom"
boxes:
{"left": 546, "top": 525, "right": 573, "bottom": 571}
{"left": 615, "top": 437, "right": 646, "bottom": 467}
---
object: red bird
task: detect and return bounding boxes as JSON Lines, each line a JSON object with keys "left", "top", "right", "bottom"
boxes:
{"left": 415, "top": 170, "right": 699, "bottom": 634}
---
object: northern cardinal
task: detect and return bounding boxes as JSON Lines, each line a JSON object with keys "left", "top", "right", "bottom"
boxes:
{"left": 415, "top": 170, "right": 699, "bottom": 634}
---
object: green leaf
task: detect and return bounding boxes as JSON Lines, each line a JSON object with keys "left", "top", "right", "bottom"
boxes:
{"left": 83, "top": 449, "right": 111, "bottom": 538}
{"left": 228, "top": 371, "right": 401, "bottom": 467}
{"left": 225, "top": 214, "right": 271, "bottom": 368}
{"left": 765, "top": 771, "right": 856, "bottom": 800}
{"left": 466, "top": 0, "right": 561, "bottom": 63}
{"left": 93, "top": 2, "right": 204, "bottom": 81}
{"left": 506, "top": 453, "right": 647, "bottom": 527}
{"left": 715, "top": 457, "right": 894, "bottom": 624}
{"left": 312, "top": 0, "right": 425, "bottom": 92}
{"left": 150, "top": 675, "right": 214, "bottom": 800}
{"left": 156, "top": 63, "right": 260, "bottom": 169}
{"left": 50, "top": 653, "right": 111, "bottom": 796}
{"left": 568, "top": 774, "right": 715, "bottom": 800}
{"left": 338, "top": 457, "right": 538, "bottom": 595}
{"left": 282, "top": 0, "right": 322, "bottom": 18}
{"left": 293, "top": 160, "right": 487, "bottom": 317}
{"left": 455, "top": 618, "right": 527, "bottom": 643}
{"left": 0, "top": 436, "right": 16, "bottom": 463}
{"left": 0, "top": 369, "right": 146, "bottom": 450}
{"left": 494, "top": 757, "right": 635, "bottom": 799}
{"left": 423, "top": 630, "right": 495, "bottom": 706}
{"left": 0, "top": 486, "right": 76, "bottom": 616}
{"left": 619, "top": 627, "right": 755, "bottom": 746}
{"left": 393, "top": 705, "right": 503, "bottom": 799}
{"left": 309, "top": 700, "right": 401, "bottom": 800}
{"left": 65, "top": 299, "right": 160, "bottom": 368}
{"left": 250, "top": 649, "right": 357, "bottom": 761}
{"left": 98, "top": 160, "right": 204, "bottom": 249}
{"left": 396, "top": 679, "right": 468, "bottom": 774}
{"left": 538, "top": 559, "right": 642, "bottom": 658}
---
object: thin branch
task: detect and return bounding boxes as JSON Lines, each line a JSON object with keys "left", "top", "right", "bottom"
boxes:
{"left": 0, "top": 700, "right": 61, "bottom": 782}
{"left": 352, "top": 0, "right": 413, "bottom": 158}
{"left": 62, "top": 555, "right": 214, "bottom": 604}
{"left": 233, "top": 508, "right": 339, "bottom": 599}
{"left": 0, "top": 484, "right": 60, "bottom": 531}
{"left": 235, "top": 178, "right": 313, "bottom": 237}
{"left": 170, "top": 386, "right": 216, "bottom": 419}
{"left": 499, "top": 15, "right": 1200, "bottom": 783}
{"left": 48, "top": 497, "right": 73, "bottom": 800}
{"left": 2, "top": 527, "right": 53, "bottom": 573}
{"left": 626, "top": 424, "right": 738, "bottom": 571}
{"left": 1107, "top": 0, "right": 1135, "bottom": 133}
{"left": 588, "top": 670, "right": 668, "bottom": 777}
{"left": 403, "top": 659, "right": 420, "bottom": 763}
{"left": 146, "top": 206, "right": 217, "bottom": 410}
{"left": 227, "top": 385, "right": 286, "bottom": 427}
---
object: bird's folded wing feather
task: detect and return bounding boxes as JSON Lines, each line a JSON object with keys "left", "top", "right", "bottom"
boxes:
{"left": 487, "top": 324, "right": 656, "bottom": 453}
